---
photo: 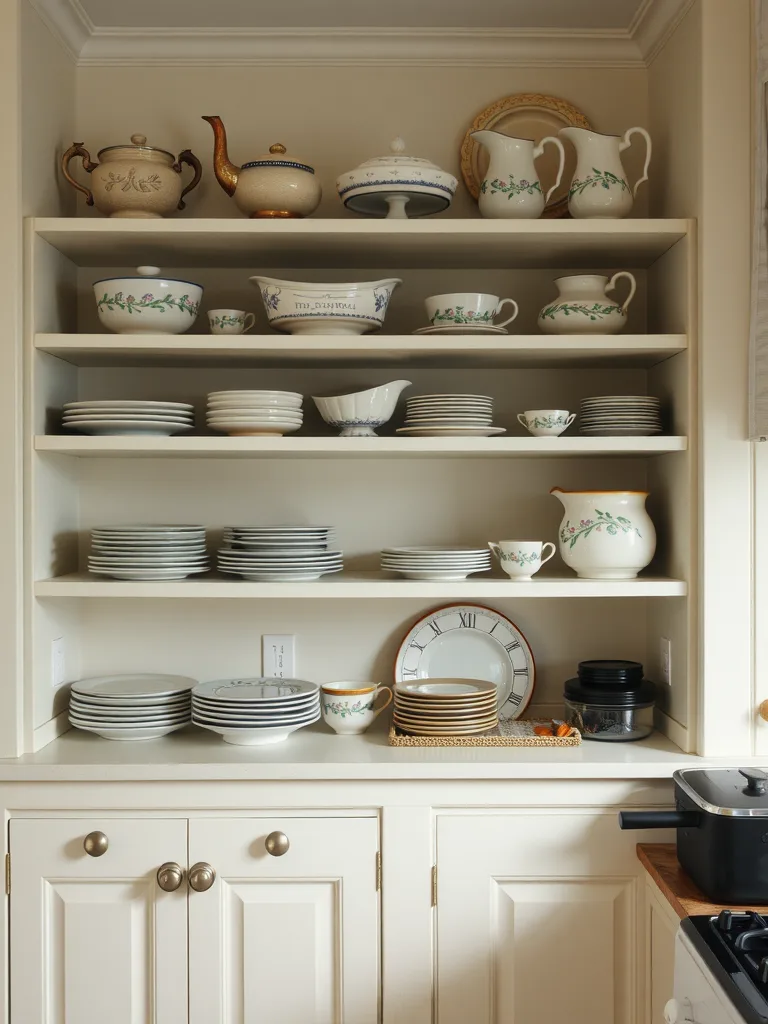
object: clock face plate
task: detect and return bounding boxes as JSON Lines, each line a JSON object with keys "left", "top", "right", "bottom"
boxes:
{"left": 394, "top": 604, "right": 536, "bottom": 720}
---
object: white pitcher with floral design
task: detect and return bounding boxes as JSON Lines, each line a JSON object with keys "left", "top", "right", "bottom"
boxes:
{"left": 551, "top": 488, "right": 656, "bottom": 580}
{"left": 472, "top": 130, "right": 566, "bottom": 219}
{"left": 538, "top": 272, "right": 636, "bottom": 335}
{"left": 559, "top": 126, "right": 651, "bottom": 218}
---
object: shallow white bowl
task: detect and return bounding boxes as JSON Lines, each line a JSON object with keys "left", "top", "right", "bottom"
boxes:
{"left": 251, "top": 276, "right": 401, "bottom": 335}
{"left": 94, "top": 267, "right": 203, "bottom": 335}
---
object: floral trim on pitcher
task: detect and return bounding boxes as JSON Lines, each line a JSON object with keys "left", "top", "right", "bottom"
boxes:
{"left": 322, "top": 698, "right": 372, "bottom": 718}
{"left": 539, "top": 302, "right": 623, "bottom": 322}
{"left": 210, "top": 314, "right": 245, "bottom": 328}
{"left": 480, "top": 176, "right": 543, "bottom": 199}
{"left": 499, "top": 550, "right": 540, "bottom": 566}
{"left": 97, "top": 291, "right": 200, "bottom": 317}
{"left": 569, "top": 168, "right": 629, "bottom": 196}
{"left": 560, "top": 510, "right": 641, "bottom": 549}
{"left": 430, "top": 306, "right": 494, "bottom": 325}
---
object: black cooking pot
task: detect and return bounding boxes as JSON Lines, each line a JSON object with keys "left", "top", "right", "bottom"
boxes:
{"left": 620, "top": 767, "right": 768, "bottom": 903}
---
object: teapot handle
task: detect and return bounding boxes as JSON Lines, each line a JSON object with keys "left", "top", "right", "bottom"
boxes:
{"left": 61, "top": 142, "right": 98, "bottom": 206}
{"left": 606, "top": 271, "right": 637, "bottom": 313}
{"left": 533, "top": 136, "right": 566, "bottom": 206}
{"left": 174, "top": 149, "right": 203, "bottom": 210}
{"left": 618, "top": 127, "right": 652, "bottom": 197}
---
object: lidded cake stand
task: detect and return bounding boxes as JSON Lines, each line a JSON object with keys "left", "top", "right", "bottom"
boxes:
{"left": 337, "top": 138, "right": 458, "bottom": 219}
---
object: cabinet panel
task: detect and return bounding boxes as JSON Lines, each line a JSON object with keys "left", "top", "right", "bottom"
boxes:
{"left": 10, "top": 817, "right": 188, "bottom": 1024}
{"left": 188, "top": 816, "right": 380, "bottom": 1024}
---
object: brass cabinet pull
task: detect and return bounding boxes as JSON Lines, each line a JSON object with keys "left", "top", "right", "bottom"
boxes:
{"left": 83, "top": 831, "right": 109, "bottom": 857}
{"left": 265, "top": 831, "right": 290, "bottom": 857}
{"left": 188, "top": 862, "right": 216, "bottom": 892}
{"left": 157, "top": 862, "right": 184, "bottom": 892}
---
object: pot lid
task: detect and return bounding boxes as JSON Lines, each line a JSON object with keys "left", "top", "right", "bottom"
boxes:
{"left": 98, "top": 134, "right": 175, "bottom": 160}
{"left": 345, "top": 137, "right": 451, "bottom": 176}
{"left": 564, "top": 675, "right": 655, "bottom": 707}
{"left": 675, "top": 768, "right": 768, "bottom": 815}
{"left": 242, "top": 143, "right": 315, "bottom": 174}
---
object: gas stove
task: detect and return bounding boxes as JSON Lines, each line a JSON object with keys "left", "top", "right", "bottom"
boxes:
{"left": 682, "top": 912, "right": 768, "bottom": 1023}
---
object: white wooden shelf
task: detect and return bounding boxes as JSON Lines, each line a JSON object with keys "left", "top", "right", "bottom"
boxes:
{"left": 31, "top": 217, "right": 692, "bottom": 269}
{"left": 35, "top": 436, "right": 689, "bottom": 459}
{"left": 35, "top": 333, "right": 688, "bottom": 369}
{"left": 34, "top": 572, "right": 688, "bottom": 599}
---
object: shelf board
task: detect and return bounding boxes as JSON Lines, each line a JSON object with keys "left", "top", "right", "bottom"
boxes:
{"left": 35, "top": 333, "right": 688, "bottom": 369}
{"left": 31, "top": 217, "right": 692, "bottom": 269}
{"left": 35, "top": 572, "right": 688, "bottom": 599}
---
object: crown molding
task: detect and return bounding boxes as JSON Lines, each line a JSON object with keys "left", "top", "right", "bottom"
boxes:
{"left": 632, "top": 0, "right": 695, "bottom": 64}
{"left": 25, "top": 0, "right": 91, "bottom": 62}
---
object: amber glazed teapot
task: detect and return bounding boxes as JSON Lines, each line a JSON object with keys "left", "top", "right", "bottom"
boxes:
{"left": 61, "top": 134, "right": 202, "bottom": 218}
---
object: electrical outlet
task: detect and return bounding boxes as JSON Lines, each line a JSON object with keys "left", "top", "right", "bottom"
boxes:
{"left": 262, "top": 635, "right": 296, "bottom": 678}
{"left": 51, "top": 637, "right": 66, "bottom": 688}
{"left": 660, "top": 637, "right": 672, "bottom": 686}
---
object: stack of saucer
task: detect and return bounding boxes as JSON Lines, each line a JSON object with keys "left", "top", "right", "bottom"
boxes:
{"left": 88, "top": 525, "right": 210, "bottom": 580}
{"left": 192, "top": 676, "right": 321, "bottom": 745}
{"left": 217, "top": 525, "right": 343, "bottom": 581}
{"left": 393, "top": 679, "right": 499, "bottom": 736}
{"left": 396, "top": 394, "right": 504, "bottom": 437}
{"left": 63, "top": 400, "right": 194, "bottom": 436}
{"left": 381, "top": 546, "right": 492, "bottom": 580}
{"left": 68, "top": 673, "right": 195, "bottom": 741}
{"left": 206, "top": 390, "right": 303, "bottom": 437}
{"left": 579, "top": 396, "right": 662, "bottom": 436}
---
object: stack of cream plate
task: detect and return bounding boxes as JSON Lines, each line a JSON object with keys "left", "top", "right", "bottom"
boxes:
{"left": 192, "top": 677, "right": 320, "bottom": 745}
{"left": 217, "top": 526, "right": 343, "bottom": 581}
{"left": 88, "top": 525, "right": 209, "bottom": 580}
{"left": 68, "top": 673, "right": 195, "bottom": 741}
{"left": 206, "top": 390, "right": 303, "bottom": 437}
{"left": 396, "top": 394, "right": 504, "bottom": 437}
{"left": 393, "top": 679, "right": 499, "bottom": 736}
{"left": 63, "top": 400, "right": 194, "bottom": 436}
{"left": 579, "top": 395, "right": 662, "bottom": 436}
{"left": 381, "top": 546, "right": 491, "bottom": 580}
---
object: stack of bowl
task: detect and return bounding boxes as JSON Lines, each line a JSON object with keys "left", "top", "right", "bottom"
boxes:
{"left": 192, "top": 676, "right": 321, "bottom": 745}
{"left": 206, "top": 390, "right": 303, "bottom": 437}
{"left": 393, "top": 679, "right": 499, "bottom": 736}
{"left": 217, "top": 525, "right": 343, "bottom": 581}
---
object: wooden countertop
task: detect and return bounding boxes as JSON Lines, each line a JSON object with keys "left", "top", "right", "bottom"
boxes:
{"left": 638, "top": 843, "right": 768, "bottom": 919}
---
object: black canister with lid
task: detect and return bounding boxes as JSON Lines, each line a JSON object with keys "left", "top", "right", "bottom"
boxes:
{"left": 563, "top": 659, "right": 656, "bottom": 741}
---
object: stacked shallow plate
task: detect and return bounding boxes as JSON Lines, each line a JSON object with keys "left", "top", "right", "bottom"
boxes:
{"left": 579, "top": 395, "right": 662, "bottom": 436}
{"left": 68, "top": 673, "right": 195, "bottom": 741}
{"left": 393, "top": 679, "right": 499, "bottom": 736}
{"left": 396, "top": 394, "right": 504, "bottom": 437}
{"left": 381, "top": 546, "right": 492, "bottom": 580}
{"left": 206, "top": 390, "right": 303, "bottom": 437}
{"left": 88, "top": 525, "right": 210, "bottom": 580}
{"left": 192, "top": 676, "right": 321, "bottom": 745}
{"left": 217, "top": 526, "right": 343, "bottom": 581}
{"left": 63, "top": 400, "right": 194, "bottom": 436}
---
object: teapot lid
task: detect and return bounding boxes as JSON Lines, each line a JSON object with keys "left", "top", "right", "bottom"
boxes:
{"left": 98, "top": 134, "right": 175, "bottom": 160}
{"left": 242, "top": 143, "right": 315, "bottom": 174}
{"left": 349, "top": 137, "right": 450, "bottom": 175}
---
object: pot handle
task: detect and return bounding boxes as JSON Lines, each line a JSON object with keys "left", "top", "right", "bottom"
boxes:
{"left": 61, "top": 142, "right": 98, "bottom": 206}
{"left": 618, "top": 810, "right": 701, "bottom": 829}
{"left": 618, "top": 126, "right": 652, "bottom": 197}
{"left": 606, "top": 271, "right": 637, "bottom": 313}
{"left": 174, "top": 150, "right": 203, "bottom": 210}
{"left": 533, "top": 135, "right": 566, "bottom": 206}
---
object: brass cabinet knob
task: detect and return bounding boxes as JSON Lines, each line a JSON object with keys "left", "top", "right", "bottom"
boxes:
{"left": 157, "top": 862, "right": 184, "bottom": 892}
{"left": 265, "top": 831, "right": 290, "bottom": 857}
{"left": 759, "top": 700, "right": 768, "bottom": 722}
{"left": 188, "top": 861, "right": 216, "bottom": 892}
{"left": 83, "top": 831, "right": 109, "bottom": 857}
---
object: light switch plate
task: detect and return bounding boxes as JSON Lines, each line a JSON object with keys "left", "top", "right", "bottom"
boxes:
{"left": 659, "top": 637, "right": 672, "bottom": 686}
{"left": 51, "top": 637, "right": 66, "bottom": 688}
{"left": 262, "top": 635, "right": 296, "bottom": 678}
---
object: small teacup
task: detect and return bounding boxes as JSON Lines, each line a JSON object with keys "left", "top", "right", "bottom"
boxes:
{"left": 208, "top": 309, "right": 256, "bottom": 335}
{"left": 425, "top": 292, "right": 519, "bottom": 329}
{"left": 517, "top": 409, "right": 575, "bottom": 437}
{"left": 321, "top": 681, "right": 393, "bottom": 736}
{"left": 489, "top": 540, "right": 556, "bottom": 581}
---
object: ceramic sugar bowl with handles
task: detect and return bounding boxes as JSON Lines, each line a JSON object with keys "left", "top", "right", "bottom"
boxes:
{"left": 551, "top": 488, "right": 656, "bottom": 580}
{"left": 538, "top": 272, "right": 636, "bottom": 335}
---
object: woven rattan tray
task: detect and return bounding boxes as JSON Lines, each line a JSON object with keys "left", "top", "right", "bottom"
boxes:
{"left": 388, "top": 719, "right": 581, "bottom": 747}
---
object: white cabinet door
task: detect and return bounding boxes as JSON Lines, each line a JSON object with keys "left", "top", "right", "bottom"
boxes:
{"left": 436, "top": 812, "right": 642, "bottom": 1024}
{"left": 10, "top": 817, "right": 188, "bottom": 1024}
{"left": 188, "top": 816, "right": 380, "bottom": 1024}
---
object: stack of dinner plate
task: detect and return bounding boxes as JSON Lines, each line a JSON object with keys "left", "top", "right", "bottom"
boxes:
{"left": 88, "top": 525, "right": 210, "bottom": 580}
{"left": 206, "top": 390, "right": 303, "bottom": 437}
{"left": 579, "top": 395, "right": 662, "bottom": 436}
{"left": 68, "top": 673, "right": 195, "bottom": 741}
{"left": 62, "top": 400, "right": 194, "bottom": 436}
{"left": 217, "top": 525, "right": 343, "bottom": 581}
{"left": 381, "top": 546, "right": 492, "bottom": 580}
{"left": 393, "top": 679, "right": 499, "bottom": 736}
{"left": 396, "top": 394, "right": 504, "bottom": 437}
{"left": 192, "top": 676, "right": 321, "bottom": 745}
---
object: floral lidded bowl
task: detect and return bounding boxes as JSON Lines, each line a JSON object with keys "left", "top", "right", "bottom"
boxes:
{"left": 336, "top": 138, "right": 458, "bottom": 219}
{"left": 93, "top": 266, "right": 203, "bottom": 335}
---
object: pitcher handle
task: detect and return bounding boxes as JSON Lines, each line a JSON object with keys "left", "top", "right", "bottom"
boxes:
{"left": 619, "top": 127, "right": 652, "bottom": 197}
{"left": 533, "top": 136, "right": 566, "bottom": 206}
{"left": 174, "top": 149, "right": 203, "bottom": 210}
{"left": 494, "top": 298, "right": 519, "bottom": 329}
{"left": 606, "top": 271, "right": 637, "bottom": 313}
{"left": 61, "top": 142, "right": 98, "bottom": 206}
{"left": 540, "top": 542, "right": 557, "bottom": 566}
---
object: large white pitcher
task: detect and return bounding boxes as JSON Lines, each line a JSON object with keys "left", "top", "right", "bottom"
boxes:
{"left": 472, "top": 130, "right": 565, "bottom": 219}
{"left": 559, "top": 127, "right": 652, "bottom": 219}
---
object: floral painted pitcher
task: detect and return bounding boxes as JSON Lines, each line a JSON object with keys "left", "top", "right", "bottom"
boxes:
{"left": 559, "top": 127, "right": 652, "bottom": 218}
{"left": 472, "top": 130, "right": 565, "bottom": 219}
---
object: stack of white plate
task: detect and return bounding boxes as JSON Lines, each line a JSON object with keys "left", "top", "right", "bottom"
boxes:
{"left": 192, "top": 676, "right": 321, "bottom": 745}
{"left": 217, "top": 525, "right": 343, "bottom": 581}
{"left": 381, "top": 546, "right": 492, "bottom": 580}
{"left": 88, "top": 525, "right": 210, "bottom": 580}
{"left": 579, "top": 395, "right": 662, "bottom": 436}
{"left": 393, "top": 679, "right": 499, "bottom": 736}
{"left": 206, "top": 390, "right": 303, "bottom": 437}
{"left": 68, "top": 673, "right": 195, "bottom": 741}
{"left": 396, "top": 394, "right": 504, "bottom": 437}
{"left": 63, "top": 400, "right": 194, "bottom": 436}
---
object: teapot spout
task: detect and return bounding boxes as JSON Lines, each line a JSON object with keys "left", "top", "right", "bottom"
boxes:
{"left": 202, "top": 115, "right": 240, "bottom": 197}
